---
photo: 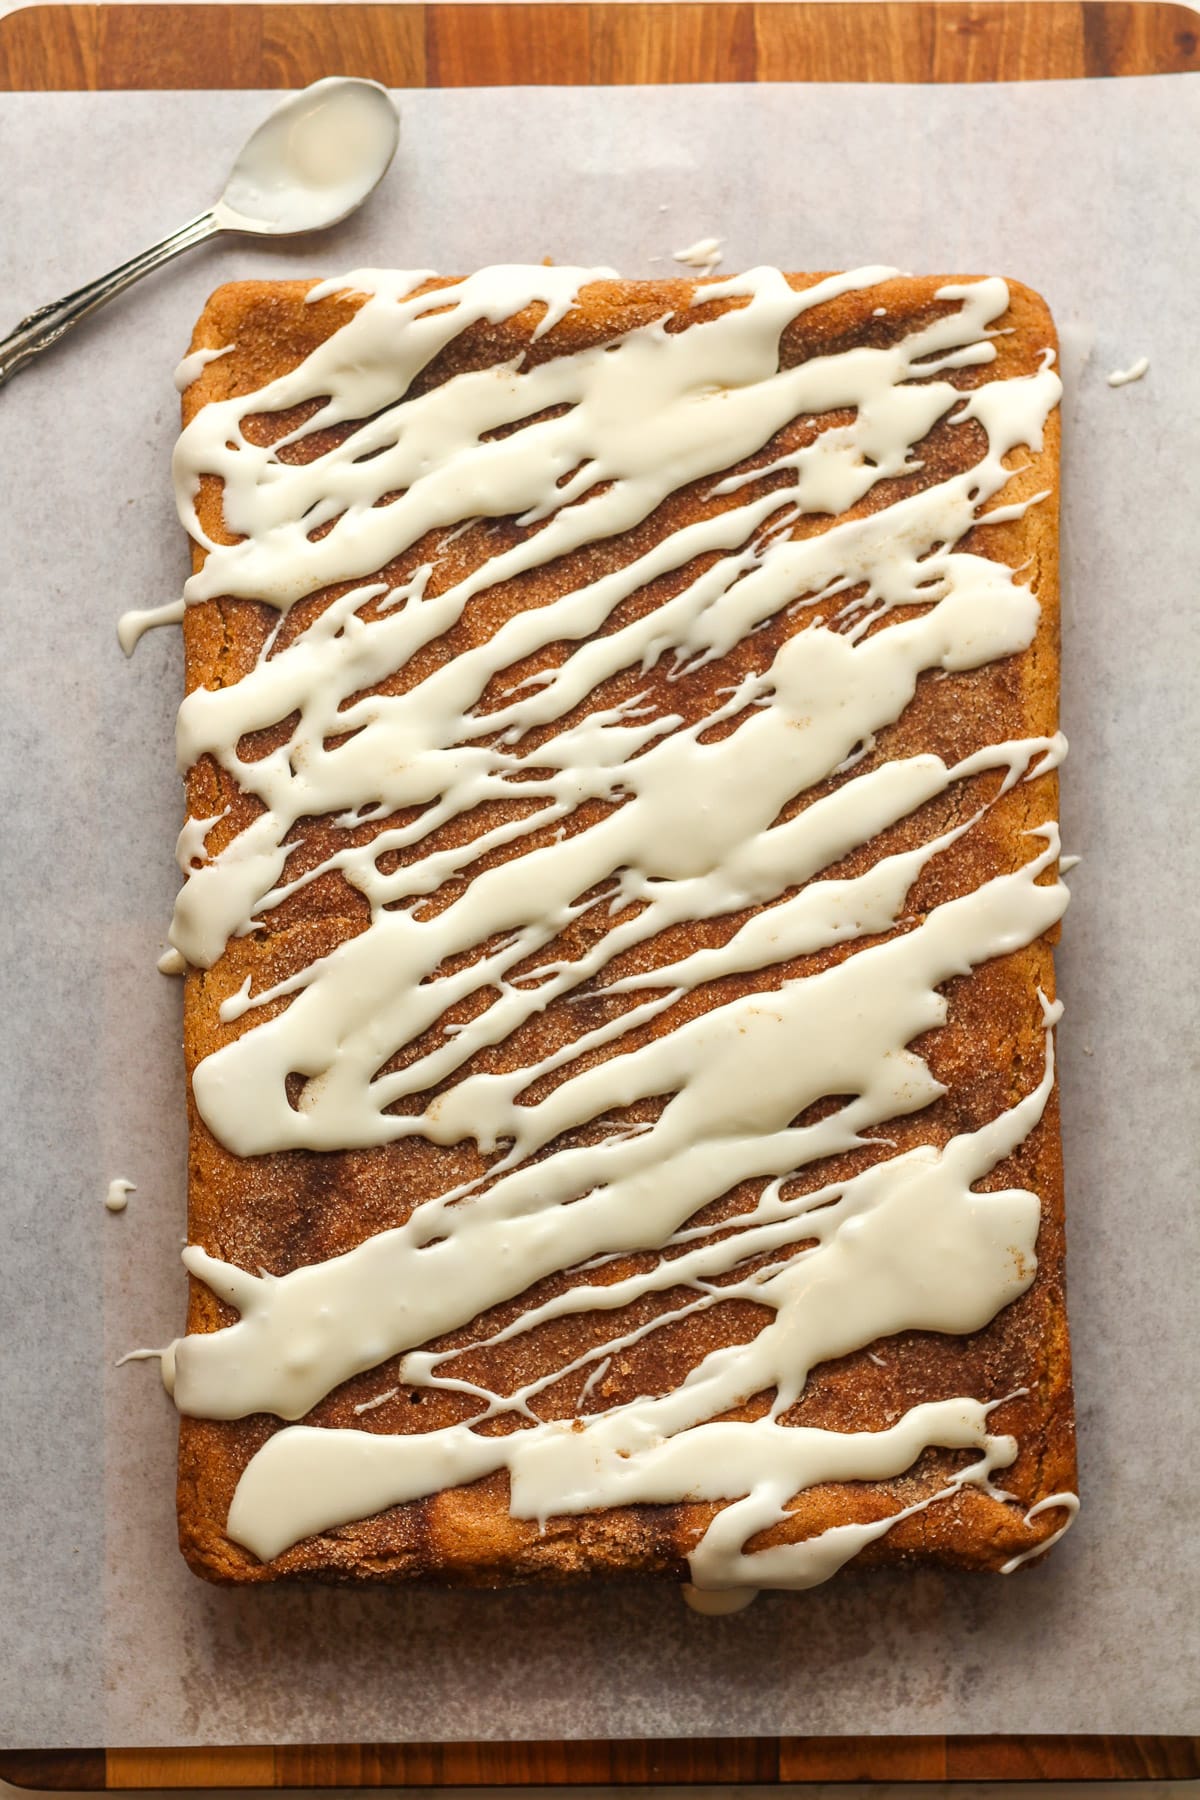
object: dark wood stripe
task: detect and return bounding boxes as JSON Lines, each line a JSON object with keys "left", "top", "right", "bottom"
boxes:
{"left": 0, "top": 1749, "right": 107, "bottom": 1790}
{"left": 944, "top": 1733, "right": 1200, "bottom": 1781}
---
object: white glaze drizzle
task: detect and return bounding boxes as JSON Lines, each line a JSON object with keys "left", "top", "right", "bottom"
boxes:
{"left": 117, "top": 1342, "right": 177, "bottom": 1396}
{"left": 1107, "top": 356, "right": 1149, "bottom": 388}
{"left": 1000, "top": 1492, "right": 1080, "bottom": 1571}
{"left": 673, "top": 237, "right": 723, "bottom": 275}
{"left": 105, "top": 1177, "right": 136, "bottom": 1213}
{"left": 166, "top": 266, "right": 1074, "bottom": 1585}
{"left": 173, "top": 343, "right": 235, "bottom": 393}
{"left": 577, "top": 1357, "right": 612, "bottom": 1409}
{"left": 353, "top": 1386, "right": 399, "bottom": 1416}
{"left": 117, "top": 597, "right": 185, "bottom": 657}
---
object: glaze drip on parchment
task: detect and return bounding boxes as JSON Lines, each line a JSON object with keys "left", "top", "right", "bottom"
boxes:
{"left": 1107, "top": 356, "right": 1149, "bottom": 389}
{"left": 165, "top": 265, "right": 1076, "bottom": 1586}
{"left": 105, "top": 1177, "right": 136, "bottom": 1213}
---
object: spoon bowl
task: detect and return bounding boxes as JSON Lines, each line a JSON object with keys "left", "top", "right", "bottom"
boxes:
{"left": 216, "top": 78, "right": 401, "bottom": 237}
{"left": 0, "top": 78, "right": 402, "bottom": 388}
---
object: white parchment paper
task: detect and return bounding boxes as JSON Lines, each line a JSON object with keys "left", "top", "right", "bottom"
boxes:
{"left": 0, "top": 76, "right": 1197, "bottom": 1751}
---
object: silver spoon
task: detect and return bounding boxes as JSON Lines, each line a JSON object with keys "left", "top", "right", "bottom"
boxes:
{"left": 0, "top": 77, "right": 400, "bottom": 389}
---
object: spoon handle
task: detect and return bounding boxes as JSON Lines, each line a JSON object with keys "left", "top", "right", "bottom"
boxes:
{"left": 0, "top": 210, "right": 221, "bottom": 390}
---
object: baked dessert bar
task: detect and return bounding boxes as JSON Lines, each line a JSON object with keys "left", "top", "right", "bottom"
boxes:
{"left": 167, "top": 267, "right": 1077, "bottom": 1589}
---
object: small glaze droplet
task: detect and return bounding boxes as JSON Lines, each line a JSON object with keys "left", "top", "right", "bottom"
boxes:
{"left": 673, "top": 236, "right": 723, "bottom": 275}
{"left": 1107, "top": 356, "right": 1149, "bottom": 388}
{"left": 105, "top": 1177, "right": 136, "bottom": 1213}
{"left": 682, "top": 1583, "right": 758, "bottom": 1615}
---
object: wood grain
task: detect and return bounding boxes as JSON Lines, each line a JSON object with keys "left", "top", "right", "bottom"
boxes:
{"left": 0, "top": 0, "right": 1196, "bottom": 1786}
{"left": 2, "top": 0, "right": 1200, "bottom": 89}
{"left": 3, "top": 1735, "right": 1200, "bottom": 1788}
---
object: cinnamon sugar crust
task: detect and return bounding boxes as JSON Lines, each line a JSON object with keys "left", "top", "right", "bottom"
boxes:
{"left": 174, "top": 273, "right": 1074, "bottom": 1584}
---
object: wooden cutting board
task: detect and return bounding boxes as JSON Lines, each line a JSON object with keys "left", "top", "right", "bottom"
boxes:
{"left": 2, "top": 0, "right": 1199, "bottom": 85}
{"left": 0, "top": 0, "right": 1197, "bottom": 1787}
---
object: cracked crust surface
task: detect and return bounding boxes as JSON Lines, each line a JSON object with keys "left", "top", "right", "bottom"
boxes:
{"left": 174, "top": 272, "right": 1075, "bottom": 1584}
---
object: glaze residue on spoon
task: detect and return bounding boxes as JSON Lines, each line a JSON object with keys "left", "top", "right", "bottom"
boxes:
{"left": 215, "top": 79, "right": 400, "bottom": 235}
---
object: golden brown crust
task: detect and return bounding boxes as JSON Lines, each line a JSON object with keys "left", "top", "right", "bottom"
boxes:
{"left": 175, "top": 272, "right": 1075, "bottom": 1584}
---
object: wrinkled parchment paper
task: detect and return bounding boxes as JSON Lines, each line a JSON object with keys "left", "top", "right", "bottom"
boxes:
{"left": 0, "top": 76, "right": 1197, "bottom": 1748}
